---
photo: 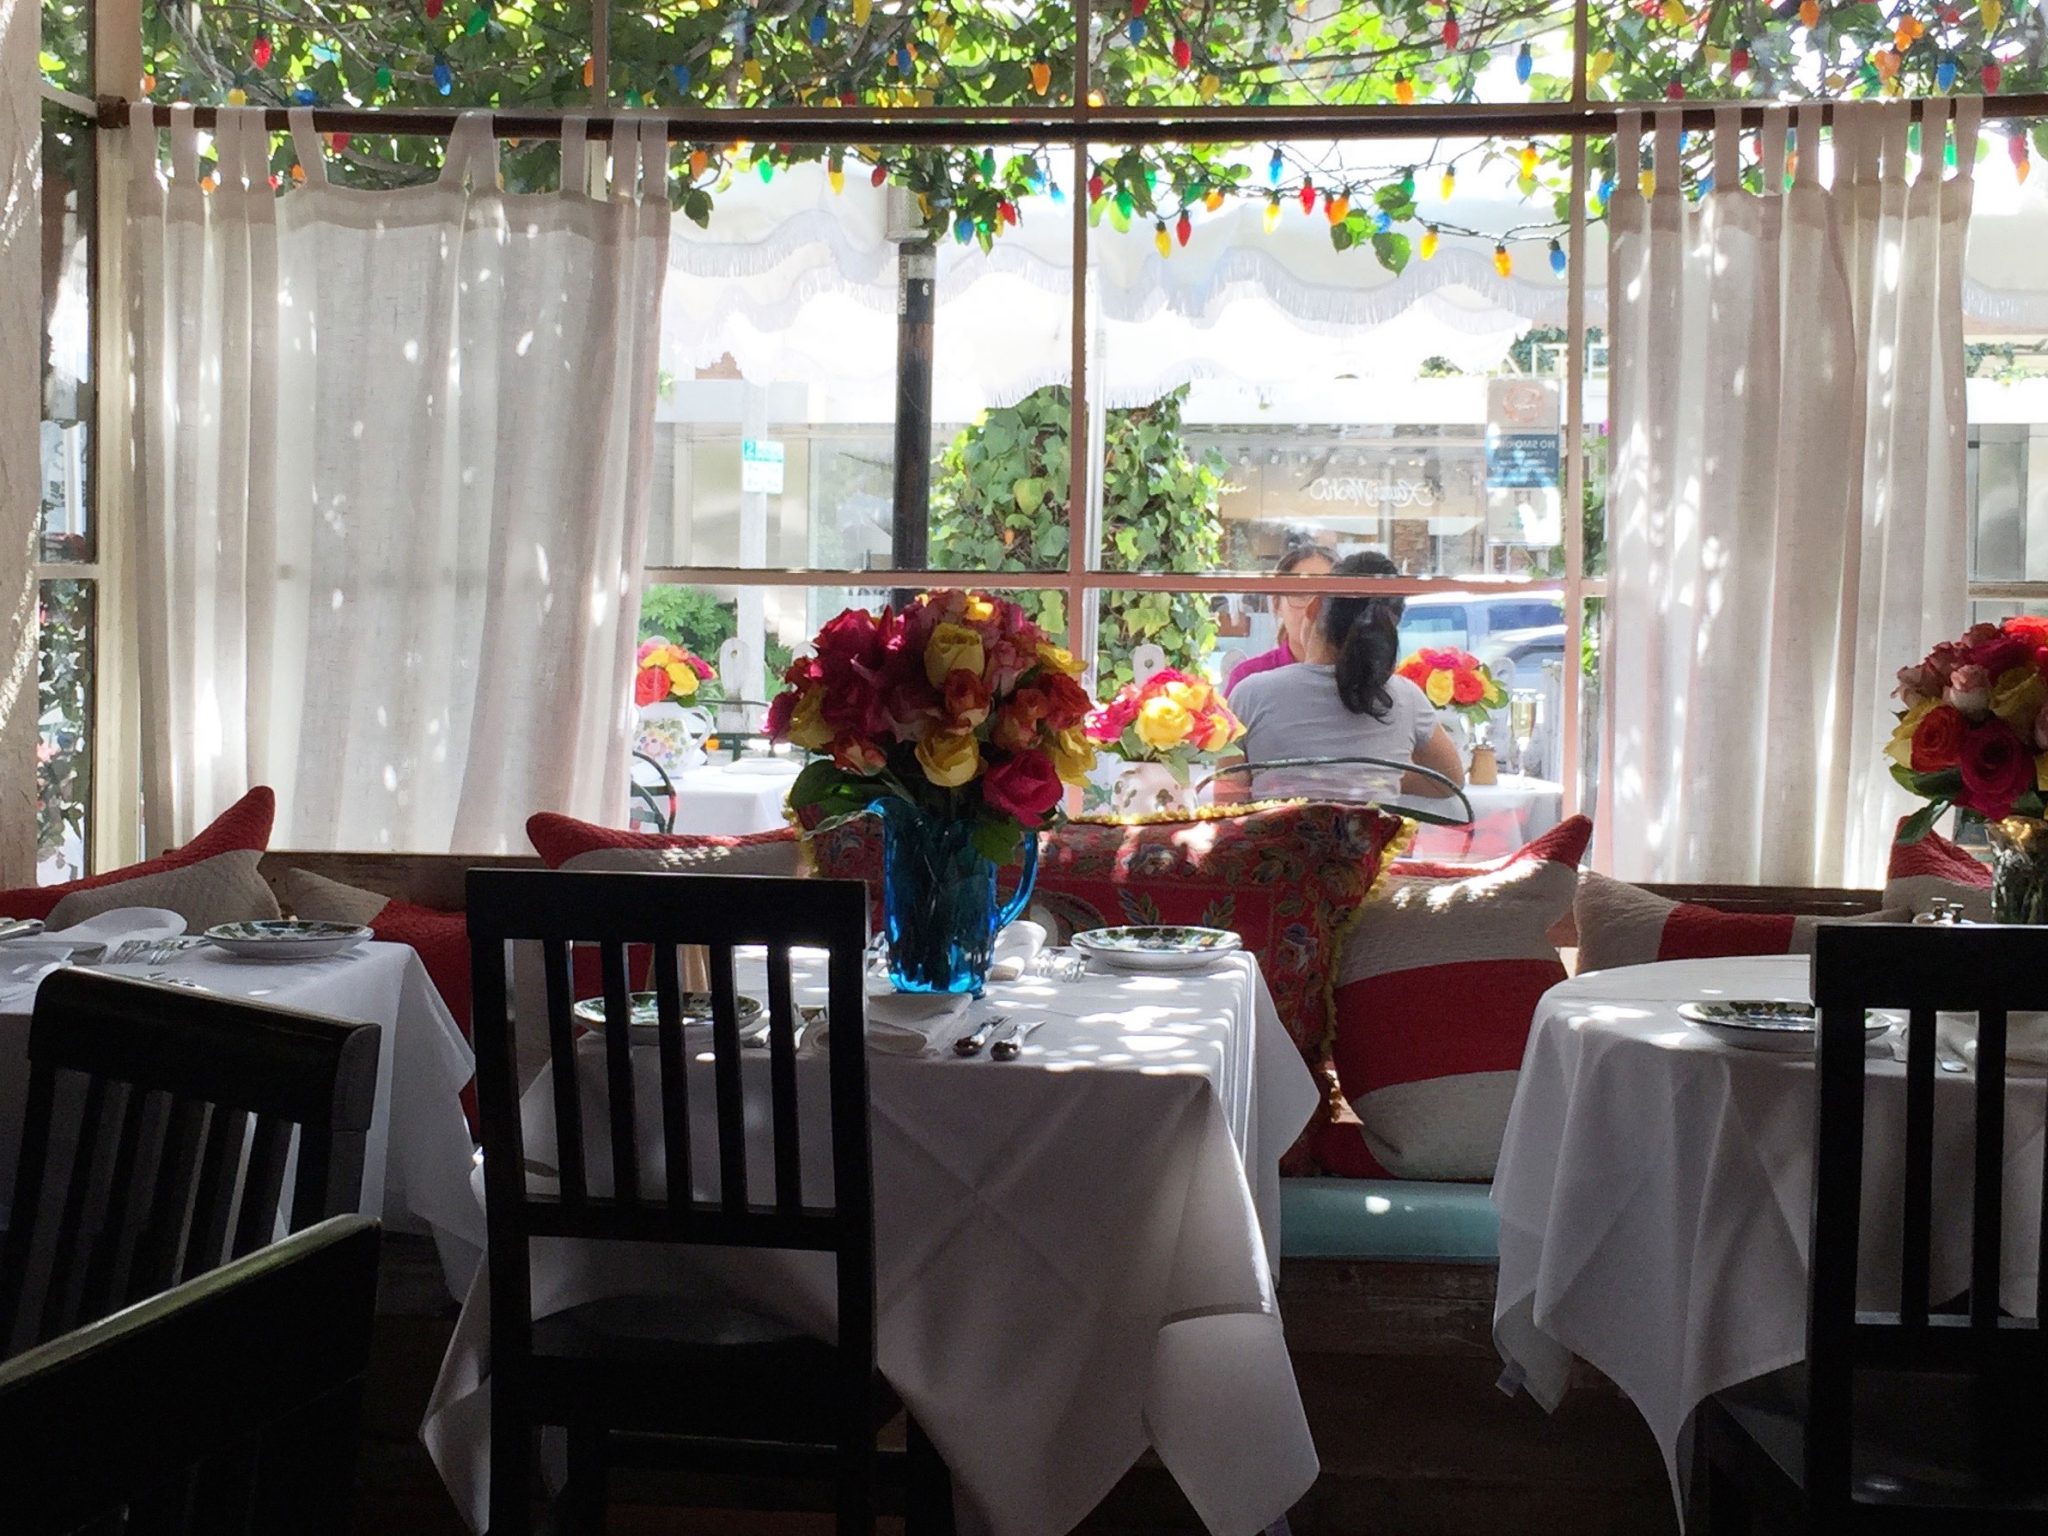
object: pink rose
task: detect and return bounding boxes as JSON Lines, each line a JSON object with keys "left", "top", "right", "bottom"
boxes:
{"left": 981, "top": 750, "right": 1065, "bottom": 827}
{"left": 1894, "top": 664, "right": 1936, "bottom": 706}
{"left": 1945, "top": 663, "right": 1993, "bottom": 720}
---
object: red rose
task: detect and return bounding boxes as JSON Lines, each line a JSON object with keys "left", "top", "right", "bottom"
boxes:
{"left": 1909, "top": 703, "right": 1967, "bottom": 772}
{"left": 688, "top": 654, "right": 715, "bottom": 680}
{"left": 1451, "top": 669, "right": 1484, "bottom": 706}
{"left": 1958, "top": 718, "right": 2036, "bottom": 820}
{"left": 635, "top": 666, "right": 669, "bottom": 707}
{"left": 981, "top": 750, "right": 1065, "bottom": 827}
{"left": 765, "top": 690, "right": 796, "bottom": 738}
{"left": 1970, "top": 633, "right": 2033, "bottom": 678}
{"left": 993, "top": 687, "right": 1053, "bottom": 751}
{"left": 815, "top": 606, "right": 885, "bottom": 667}
{"left": 943, "top": 667, "right": 993, "bottom": 729}
{"left": 1039, "top": 672, "right": 1094, "bottom": 731}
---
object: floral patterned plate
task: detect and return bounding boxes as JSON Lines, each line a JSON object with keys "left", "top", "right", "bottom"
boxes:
{"left": 571, "top": 990, "right": 767, "bottom": 1039}
{"left": 203, "top": 920, "right": 374, "bottom": 962}
{"left": 1070, "top": 925, "right": 1243, "bottom": 973}
{"left": 1677, "top": 1000, "right": 1890, "bottom": 1054}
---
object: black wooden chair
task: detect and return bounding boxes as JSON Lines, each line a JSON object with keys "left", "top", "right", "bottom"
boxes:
{"left": 1701, "top": 923, "right": 2048, "bottom": 1533}
{"left": 0, "top": 969, "right": 381, "bottom": 1358}
{"left": 0, "top": 1212, "right": 380, "bottom": 1536}
{"left": 466, "top": 868, "right": 952, "bottom": 1536}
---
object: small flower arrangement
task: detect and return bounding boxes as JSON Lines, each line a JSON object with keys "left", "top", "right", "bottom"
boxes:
{"left": 767, "top": 590, "right": 1096, "bottom": 862}
{"left": 1889, "top": 615, "right": 2048, "bottom": 839}
{"left": 1085, "top": 669, "right": 1244, "bottom": 783}
{"left": 1396, "top": 647, "right": 1508, "bottom": 724}
{"left": 634, "top": 638, "right": 717, "bottom": 708}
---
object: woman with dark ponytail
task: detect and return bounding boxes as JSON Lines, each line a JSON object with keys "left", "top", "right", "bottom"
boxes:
{"left": 1216, "top": 551, "right": 1465, "bottom": 804}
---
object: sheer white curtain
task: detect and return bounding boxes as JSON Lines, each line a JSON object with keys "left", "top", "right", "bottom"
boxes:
{"left": 128, "top": 106, "right": 669, "bottom": 852}
{"left": 1600, "top": 99, "right": 1978, "bottom": 886}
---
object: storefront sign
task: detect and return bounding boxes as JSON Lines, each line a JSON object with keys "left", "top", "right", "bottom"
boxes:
{"left": 740, "top": 437, "right": 786, "bottom": 495}
{"left": 1484, "top": 379, "right": 1560, "bottom": 490}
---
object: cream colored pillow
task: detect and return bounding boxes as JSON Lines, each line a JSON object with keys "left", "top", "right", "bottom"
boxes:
{"left": 46, "top": 848, "right": 280, "bottom": 934}
{"left": 278, "top": 867, "right": 392, "bottom": 926}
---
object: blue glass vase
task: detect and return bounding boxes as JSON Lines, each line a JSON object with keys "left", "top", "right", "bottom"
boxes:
{"left": 875, "top": 798, "right": 1039, "bottom": 995}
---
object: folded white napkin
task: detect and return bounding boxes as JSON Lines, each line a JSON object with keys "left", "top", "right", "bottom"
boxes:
{"left": 45, "top": 907, "right": 187, "bottom": 957}
{"left": 1939, "top": 1010, "right": 2048, "bottom": 1069}
{"left": 987, "top": 920, "right": 1047, "bottom": 983}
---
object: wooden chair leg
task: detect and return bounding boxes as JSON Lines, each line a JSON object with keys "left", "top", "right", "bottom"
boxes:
{"left": 489, "top": 1387, "right": 533, "bottom": 1536}
{"left": 904, "top": 1413, "right": 956, "bottom": 1536}
{"left": 564, "top": 1422, "right": 608, "bottom": 1536}
{"left": 836, "top": 1423, "right": 877, "bottom": 1536}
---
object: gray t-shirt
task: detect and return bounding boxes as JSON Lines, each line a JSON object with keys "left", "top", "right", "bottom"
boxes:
{"left": 1228, "top": 664, "right": 1440, "bottom": 801}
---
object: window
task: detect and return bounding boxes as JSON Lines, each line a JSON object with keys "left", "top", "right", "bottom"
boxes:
{"left": 37, "top": 103, "right": 96, "bottom": 882}
{"left": 78, "top": 0, "right": 2048, "bottom": 861}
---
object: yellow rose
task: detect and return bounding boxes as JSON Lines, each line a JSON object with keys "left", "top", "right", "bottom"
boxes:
{"left": 916, "top": 730, "right": 982, "bottom": 788}
{"left": 1991, "top": 665, "right": 2046, "bottom": 734}
{"left": 787, "top": 689, "right": 834, "bottom": 751}
{"left": 1423, "top": 670, "right": 1455, "bottom": 708}
{"left": 666, "top": 662, "right": 699, "bottom": 697}
{"left": 964, "top": 593, "right": 996, "bottom": 623}
{"left": 1886, "top": 698, "right": 1935, "bottom": 769}
{"left": 1135, "top": 695, "right": 1194, "bottom": 750}
{"left": 1198, "top": 711, "right": 1238, "bottom": 752}
{"left": 1036, "top": 640, "right": 1085, "bottom": 677}
{"left": 924, "top": 622, "right": 987, "bottom": 688}
{"left": 1161, "top": 679, "right": 1205, "bottom": 712}
{"left": 1050, "top": 725, "right": 1096, "bottom": 786}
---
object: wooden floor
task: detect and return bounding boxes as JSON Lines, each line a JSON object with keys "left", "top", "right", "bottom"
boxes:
{"left": 357, "top": 1240, "right": 1674, "bottom": 1536}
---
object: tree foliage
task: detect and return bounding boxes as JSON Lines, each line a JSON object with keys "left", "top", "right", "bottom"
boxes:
{"left": 930, "top": 384, "right": 1226, "bottom": 692}
{"left": 33, "top": 0, "right": 2039, "bottom": 274}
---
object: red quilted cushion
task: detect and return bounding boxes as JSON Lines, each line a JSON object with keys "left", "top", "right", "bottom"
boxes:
{"left": 1884, "top": 819, "right": 1992, "bottom": 919}
{"left": 1324, "top": 816, "right": 1591, "bottom": 1181}
{"left": 809, "top": 801, "right": 1410, "bottom": 1168}
{"left": 527, "top": 813, "right": 801, "bottom": 872}
{"left": 0, "top": 787, "right": 276, "bottom": 922}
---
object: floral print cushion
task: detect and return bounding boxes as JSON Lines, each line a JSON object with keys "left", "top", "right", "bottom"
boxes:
{"left": 808, "top": 801, "right": 1411, "bottom": 1170}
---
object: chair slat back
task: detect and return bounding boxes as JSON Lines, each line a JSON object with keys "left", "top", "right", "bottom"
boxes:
{"left": 1807, "top": 924, "right": 2048, "bottom": 1506}
{"left": 0, "top": 1215, "right": 380, "bottom": 1536}
{"left": 465, "top": 869, "right": 874, "bottom": 1385}
{"left": 0, "top": 972, "right": 381, "bottom": 1359}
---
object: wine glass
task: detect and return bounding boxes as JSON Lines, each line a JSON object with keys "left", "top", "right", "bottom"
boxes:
{"left": 1509, "top": 691, "right": 1539, "bottom": 778}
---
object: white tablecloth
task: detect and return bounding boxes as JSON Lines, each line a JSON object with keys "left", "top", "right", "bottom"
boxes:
{"left": 668, "top": 758, "right": 802, "bottom": 835}
{"left": 422, "top": 952, "right": 1321, "bottom": 1536}
{"left": 1493, "top": 954, "right": 2048, "bottom": 1513}
{"left": 1404, "top": 774, "right": 1564, "bottom": 861}
{"left": 0, "top": 941, "right": 485, "bottom": 1298}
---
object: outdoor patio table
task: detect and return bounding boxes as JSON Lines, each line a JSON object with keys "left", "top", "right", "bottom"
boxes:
{"left": 666, "top": 757, "right": 803, "bottom": 836}
{"left": 1404, "top": 773, "right": 1563, "bottom": 860}
{"left": 422, "top": 949, "right": 1321, "bottom": 1536}
{"left": 1492, "top": 954, "right": 2048, "bottom": 1517}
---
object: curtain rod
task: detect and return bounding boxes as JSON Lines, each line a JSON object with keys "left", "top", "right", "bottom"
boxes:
{"left": 99, "top": 92, "right": 2048, "bottom": 144}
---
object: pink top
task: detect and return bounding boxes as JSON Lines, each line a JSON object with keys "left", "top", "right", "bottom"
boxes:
{"left": 1224, "top": 643, "right": 1294, "bottom": 696}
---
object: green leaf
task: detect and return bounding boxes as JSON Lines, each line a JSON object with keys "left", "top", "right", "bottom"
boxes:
{"left": 1371, "top": 232, "right": 1412, "bottom": 275}
{"left": 1013, "top": 476, "right": 1045, "bottom": 513}
{"left": 970, "top": 816, "right": 1024, "bottom": 866}
{"left": 1330, "top": 222, "right": 1354, "bottom": 252}
{"left": 1896, "top": 800, "right": 1947, "bottom": 846}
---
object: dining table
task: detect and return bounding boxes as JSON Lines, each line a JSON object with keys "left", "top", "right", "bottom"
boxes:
{"left": 665, "top": 756, "right": 804, "bottom": 836}
{"left": 1492, "top": 953, "right": 2048, "bottom": 1516}
{"left": 0, "top": 931, "right": 485, "bottom": 1298}
{"left": 1404, "top": 773, "right": 1564, "bottom": 861}
{"left": 422, "top": 948, "right": 1322, "bottom": 1536}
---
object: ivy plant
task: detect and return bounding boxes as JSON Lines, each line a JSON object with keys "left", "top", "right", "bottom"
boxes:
{"left": 929, "top": 384, "right": 1225, "bottom": 691}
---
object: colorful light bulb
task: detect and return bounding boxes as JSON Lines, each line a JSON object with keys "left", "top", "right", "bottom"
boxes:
{"left": 1155, "top": 221, "right": 1171, "bottom": 256}
{"left": 1176, "top": 210, "right": 1192, "bottom": 244}
{"left": 1127, "top": 15, "right": 1145, "bottom": 41}
{"left": 672, "top": 63, "right": 691, "bottom": 92}
{"left": 1493, "top": 243, "right": 1511, "bottom": 278}
{"left": 1420, "top": 224, "right": 1439, "bottom": 260}
{"left": 1394, "top": 75, "right": 1415, "bottom": 105}
{"left": 1440, "top": 166, "right": 1456, "bottom": 201}
{"left": 1443, "top": 11, "right": 1460, "bottom": 49}
{"left": 433, "top": 53, "right": 453, "bottom": 94}
{"left": 1263, "top": 197, "right": 1281, "bottom": 233}
{"left": 1268, "top": 147, "right": 1284, "bottom": 185}
{"left": 1515, "top": 42, "right": 1532, "bottom": 83}
{"left": 252, "top": 32, "right": 272, "bottom": 67}
{"left": 1173, "top": 35, "right": 1191, "bottom": 68}
{"left": 1549, "top": 239, "right": 1566, "bottom": 275}
{"left": 1031, "top": 61, "right": 1052, "bottom": 94}
{"left": 465, "top": 5, "right": 489, "bottom": 35}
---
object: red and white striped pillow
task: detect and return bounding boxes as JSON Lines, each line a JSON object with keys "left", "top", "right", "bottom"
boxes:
{"left": 1573, "top": 872, "right": 1903, "bottom": 973}
{"left": 1883, "top": 821, "right": 1992, "bottom": 921}
{"left": 1318, "top": 816, "right": 1591, "bottom": 1181}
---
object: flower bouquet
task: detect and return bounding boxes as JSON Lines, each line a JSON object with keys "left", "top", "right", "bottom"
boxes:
{"left": 633, "top": 639, "right": 720, "bottom": 775}
{"left": 1889, "top": 616, "right": 2048, "bottom": 922}
{"left": 768, "top": 590, "right": 1096, "bottom": 992}
{"left": 1396, "top": 647, "right": 1509, "bottom": 724}
{"left": 1086, "top": 670, "right": 1244, "bottom": 815}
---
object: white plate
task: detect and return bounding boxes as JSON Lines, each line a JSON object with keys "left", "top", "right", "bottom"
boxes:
{"left": 1677, "top": 1000, "right": 1890, "bottom": 1054}
{"left": 203, "top": 920, "right": 373, "bottom": 962}
{"left": 1070, "top": 925, "right": 1242, "bottom": 973}
{"left": 570, "top": 991, "right": 767, "bottom": 1039}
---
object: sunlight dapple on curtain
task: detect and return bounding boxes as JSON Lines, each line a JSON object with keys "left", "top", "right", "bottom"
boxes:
{"left": 1600, "top": 99, "right": 1979, "bottom": 886}
{"left": 127, "top": 107, "right": 669, "bottom": 851}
